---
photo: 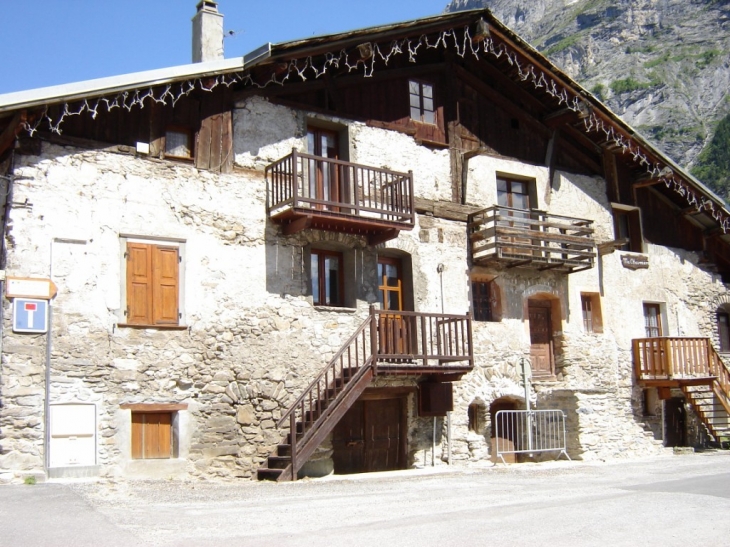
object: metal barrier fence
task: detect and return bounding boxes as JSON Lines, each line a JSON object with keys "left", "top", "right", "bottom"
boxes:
{"left": 494, "top": 409, "right": 571, "bottom": 464}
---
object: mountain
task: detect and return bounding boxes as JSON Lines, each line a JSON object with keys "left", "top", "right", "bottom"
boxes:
{"left": 446, "top": 0, "right": 730, "bottom": 200}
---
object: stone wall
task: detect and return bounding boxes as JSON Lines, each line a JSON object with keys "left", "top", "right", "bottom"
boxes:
{"left": 1, "top": 95, "right": 728, "bottom": 482}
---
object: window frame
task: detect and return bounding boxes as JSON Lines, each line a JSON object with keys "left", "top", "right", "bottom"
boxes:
{"left": 471, "top": 278, "right": 500, "bottom": 322}
{"left": 612, "top": 204, "right": 643, "bottom": 253}
{"left": 119, "top": 236, "right": 186, "bottom": 328}
{"left": 717, "top": 311, "right": 730, "bottom": 353}
{"left": 311, "top": 248, "right": 345, "bottom": 307}
{"left": 580, "top": 292, "right": 603, "bottom": 334}
{"left": 408, "top": 79, "right": 436, "bottom": 125}
{"left": 643, "top": 303, "right": 663, "bottom": 338}
{"left": 163, "top": 125, "right": 195, "bottom": 161}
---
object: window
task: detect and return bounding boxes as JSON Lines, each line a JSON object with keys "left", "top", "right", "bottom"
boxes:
{"left": 643, "top": 303, "right": 662, "bottom": 337}
{"left": 378, "top": 257, "right": 403, "bottom": 311}
{"left": 468, "top": 403, "right": 484, "bottom": 433}
{"left": 497, "top": 177, "right": 531, "bottom": 211}
{"left": 612, "top": 206, "right": 642, "bottom": 253}
{"left": 409, "top": 80, "right": 436, "bottom": 124}
{"left": 132, "top": 412, "right": 172, "bottom": 459}
{"left": 124, "top": 240, "right": 181, "bottom": 326}
{"left": 164, "top": 127, "right": 194, "bottom": 159}
{"left": 718, "top": 311, "right": 730, "bottom": 352}
{"left": 580, "top": 293, "right": 603, "bottom": 333}
{"left": 311, "top": 249, "right": 343, "bottom": 306}
{"left": 472, "top": 279, "right": 499, "bottom": 322}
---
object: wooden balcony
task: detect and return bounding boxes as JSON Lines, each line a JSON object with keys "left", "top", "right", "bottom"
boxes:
{"left": 633, "top": 337, "right": 724, "bottom": 387}
{"left": 468, "top": 206, "right": 596, "bottom": 273}
{"left": 266, "top": 149, "right": 415, "bottom": 245}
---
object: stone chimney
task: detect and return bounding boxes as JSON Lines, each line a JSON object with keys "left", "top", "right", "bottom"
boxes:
{"left": 192, "top": 0, "right": 224, "bottom": 63}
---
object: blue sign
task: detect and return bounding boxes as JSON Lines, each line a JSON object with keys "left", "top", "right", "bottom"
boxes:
{"left": 13, "top": 298, "right": 49, "bottom": 333}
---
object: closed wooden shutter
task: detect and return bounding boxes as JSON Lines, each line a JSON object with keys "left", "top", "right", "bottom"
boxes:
{"left": 152, "top": 246, "right": 179, "bottom": 325}
{"left": 126, "top": 243, "right": 153, "bottom": 324}
{"left": 126, "top": 243, "right": 179, "bottom": 325}
{"left": 131, "top": 412, "right": 172, "bottom": 459}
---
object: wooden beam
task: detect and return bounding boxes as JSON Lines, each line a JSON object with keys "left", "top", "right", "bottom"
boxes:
{"left": 282, "top": 215, "right": 313, "bottom": 235}
{"left": 633, "top": 177, "right": 664, "bottom": 189}
{"left": 414, "top": 197, "right": 481, "bottom": 222}
{"left": 0, "top": 110, "right": 26, "bottom": 157}
{"left": 543, "top": 108, "right": 578, "bottom": 128}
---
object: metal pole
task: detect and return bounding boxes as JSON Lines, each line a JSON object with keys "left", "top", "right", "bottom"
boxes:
{"left": 447, "top": 411, "right": 452, "bottom": 465}
{"left": 522, "top": 357, "right": 533, "bottom": 454}
{"left": 432, "top": 416, "right": 436, "bottom": 466}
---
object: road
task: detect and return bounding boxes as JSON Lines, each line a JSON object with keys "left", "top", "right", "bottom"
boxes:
{"left": 1, "top": 452, "right": 729, "bottom": 546}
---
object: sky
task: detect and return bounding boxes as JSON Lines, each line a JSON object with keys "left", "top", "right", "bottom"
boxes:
{"left": 0, "top": 0, "right": 453, "bottom": 95}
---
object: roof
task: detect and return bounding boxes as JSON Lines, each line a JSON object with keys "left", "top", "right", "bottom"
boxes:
{"left": 0, "top": 8, "right": 727, "bottom": 225}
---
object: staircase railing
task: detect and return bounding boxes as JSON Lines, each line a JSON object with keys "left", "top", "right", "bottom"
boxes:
{"left": 275, "top": 306, "right": 473, "bottom": 479}
{"left": 709, "top": 344, "right": 730, "bottom": 413}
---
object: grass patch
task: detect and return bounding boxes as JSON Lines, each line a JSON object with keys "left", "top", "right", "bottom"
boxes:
{"left": 24, "top": 476, "right": 36, "bottom": 485}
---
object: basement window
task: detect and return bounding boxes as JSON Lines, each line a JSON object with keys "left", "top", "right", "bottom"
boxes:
{"left": 164, "top": 127, "right": 194, "bottom": 160}
{"left": 121, "top": 403, "right": 187, "bottom": 460}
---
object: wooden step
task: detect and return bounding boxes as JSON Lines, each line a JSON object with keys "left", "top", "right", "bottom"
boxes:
{"left": 277, "top": 444, "right": 292, "bottom": 457}
{"left": 257, "top": 468, "right": 285, "bottom": 481}
{"left": 266, "top": 456, "right": 292, "bottom": 469}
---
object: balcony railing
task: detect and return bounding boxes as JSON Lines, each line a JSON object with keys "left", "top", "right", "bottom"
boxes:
{"left": 633, "top": 337, "right": 726, "bottom": 384}
{"left": 265, "top": 149, "right": 415, "bottom": 244}
{"left": 468, "top": 206, "right": 596, "bottom": 273}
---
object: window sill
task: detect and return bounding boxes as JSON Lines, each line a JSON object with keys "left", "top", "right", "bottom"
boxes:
{"left": 313, "top": 305, "right": 358, "bottom": 314}
{"left": 116, "top": 323, "right": 189, "bottom": 331}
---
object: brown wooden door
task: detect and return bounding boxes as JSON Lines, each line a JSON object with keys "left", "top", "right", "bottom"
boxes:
{"left": 529, "top": 301, "right": 554, "bottom": 376}
{"left": 307, "top": 128, "right": 340, "bottom": 210}
{"left": 378, "top": 257, "right": 412, "bottom": 356}
{"left": 332, "top": 398, "right": 404, "bottom": 474}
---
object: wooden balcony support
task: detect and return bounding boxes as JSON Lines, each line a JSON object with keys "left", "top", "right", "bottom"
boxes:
{"left": 468, "top": 205, "right": 596, "bottom": 273}
{"left": 265, "top": 149, "right": 415, "bottom": 244}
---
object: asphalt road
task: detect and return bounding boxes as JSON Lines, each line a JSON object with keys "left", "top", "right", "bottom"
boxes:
{"left": 1, "top": 452, "right": 729, "bottom": 547}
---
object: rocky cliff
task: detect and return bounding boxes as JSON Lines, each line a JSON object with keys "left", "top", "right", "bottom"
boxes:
{"left": 447, "top": 0, "right": 730, "bottom": 197}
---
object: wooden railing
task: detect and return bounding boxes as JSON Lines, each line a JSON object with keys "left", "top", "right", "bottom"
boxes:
{"left": 276, "top": 307, "right": 472, "bottom": 479}
{"left": 633, "top": 337, "right": 729, "bottom": 385}
{"left": 468, "top": 206, "right": 596, "bottom": 273}
{"left": 266, "top": 149, "right": 415, "bottom": 225}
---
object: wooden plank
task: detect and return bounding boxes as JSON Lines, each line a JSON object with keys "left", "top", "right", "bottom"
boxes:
{"left": 120, "top": 403, "right": 189, "bottom": 411}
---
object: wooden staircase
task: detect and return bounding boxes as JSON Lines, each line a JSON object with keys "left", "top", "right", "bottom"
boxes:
{"left": 257, "top": 307, "right": 473, "bottom": 481}
{"left": 634, "top": 336, "right": 730, "bottom": 444}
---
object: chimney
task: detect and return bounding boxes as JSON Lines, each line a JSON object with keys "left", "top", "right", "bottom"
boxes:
{"left": 192, "top": 0, "right": 224, "bottom": 63}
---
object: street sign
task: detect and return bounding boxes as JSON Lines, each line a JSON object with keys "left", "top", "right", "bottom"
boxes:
{"left": 6, "top": 277, "right": 57, "bottom": 299}
{"left": 13, "top": 298, "right": 49, "bottom": 333}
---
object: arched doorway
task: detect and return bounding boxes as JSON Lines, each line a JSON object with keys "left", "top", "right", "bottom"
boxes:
{"left": 490, "top": 398, "right": 520, "bottom": 463}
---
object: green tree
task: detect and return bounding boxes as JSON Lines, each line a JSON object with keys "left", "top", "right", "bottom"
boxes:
{"left": 692, "top": 112, "right": 730, "bottom": 201}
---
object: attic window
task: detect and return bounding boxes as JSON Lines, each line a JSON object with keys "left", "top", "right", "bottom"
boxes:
{"left": 409, "top": 80, "right": 435, "bottom": 125}
{"left": 165, "top": 127, "right": 194, "bottom": 159}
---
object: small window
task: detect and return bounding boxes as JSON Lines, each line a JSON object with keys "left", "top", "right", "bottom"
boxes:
{"left": 718, "top": 311, "right": 730, "bottom": 352}
{"left": 472, "top": 279, "right": 499, "bottom": 322}
{"left": 131, "top": 412, "right": 172, "bottom": 459}
{"left": 124, "top": 240, "right": 182, "bottom": 327}
{"left": 581, "top": 293, "right": 603, "bottom": 333}
{"left": 468, "top": 403, "right": 484, "bottom": 433}
{"left": 409, "top": 80, "right": 436, "bottom": 125}
{"left": 165, "top": 127, "right": 194, "bottom": 159}
{"left": 612, "top": 207, "right": 642, "bottom": 253}
{"left": 643, "top": 303, "right": 662, "bottom": 338}
{"left": 311, "top": 249, "right": 343, "bottom": 306}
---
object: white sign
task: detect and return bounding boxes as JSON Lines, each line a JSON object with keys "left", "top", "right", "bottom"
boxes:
{"left": 6, "top": 277, "right": 57, "bottom": 299}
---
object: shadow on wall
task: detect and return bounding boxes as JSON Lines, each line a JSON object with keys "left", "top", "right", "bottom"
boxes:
{"left": 536, "top": 389, "right": 583, "bottom": 460}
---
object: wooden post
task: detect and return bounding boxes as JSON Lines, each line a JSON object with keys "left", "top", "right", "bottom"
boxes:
{"left": 369, "top": 305, "right": 378, "bottom": 376}
{"left": 290, "top": 411, "right": 297, "bottom": 481}
{"left": 664, "top": 337, "right": 674, "bottom": 379}
{"left": 291, "top": 148, "right": 299, "bottom": 208}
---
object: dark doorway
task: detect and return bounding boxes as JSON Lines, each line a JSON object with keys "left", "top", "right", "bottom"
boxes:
{"left": 332, "top": 395, "right": 406, "bottom": 474}
{"left": 664, "top": 397, "right": 686, "bottom": 447}
{"left": 490, "top": 398, "right": 520, "bottom": 463}
{"left": 528, "top": 300, "right": 555, "bottom": 377}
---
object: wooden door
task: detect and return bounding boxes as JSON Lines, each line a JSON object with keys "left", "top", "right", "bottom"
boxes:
{"left": 332, "top": 398, "right": 404, "bottom": 474}
{"left": 529, "top": 300, "right": 554, "bottom": 376}
{"left": 497, "top": 177, "right": 532, "bottom": 257}
{"left": 378, "top": 257, "right": 411, "bottom": 356}
{"left": 307, "top": 128, "right": 340, "bottom": 210}
{"left": 664, "top": 398, "right": 686, "bottom": 447}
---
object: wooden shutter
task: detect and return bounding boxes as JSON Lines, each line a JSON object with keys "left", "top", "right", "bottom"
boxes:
{"left": 126, "top": 243, "right": 153, "bottom": 325}
{"left": 152, "top": 246, "right": 179, "bottom": 325}
{"left": 131, "top": 412, "right": 172, "bottom": 459}
{"left": 126, "top": 242, "right": 179, "bottom": 326}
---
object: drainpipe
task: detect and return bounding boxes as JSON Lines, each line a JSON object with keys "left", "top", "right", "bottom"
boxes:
{"left": 522, "top": 357, "right": 533, "bottom": 454}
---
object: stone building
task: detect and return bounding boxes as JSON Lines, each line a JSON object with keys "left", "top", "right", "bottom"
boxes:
{"left": 0, "top": 4, "right": 729, "bottom": 482}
